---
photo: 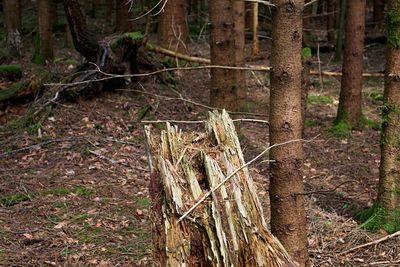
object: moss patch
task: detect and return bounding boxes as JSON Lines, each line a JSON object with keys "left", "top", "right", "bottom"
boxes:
{"left": 0, "top": 64, "right": 22, "bottom": 79}
{"left": 0, "top": 193, "right": 32, "bottom": 207}
{"left": 328, "top": 121, "right": 351, "bottom": 138}
{"left": 307, "top": 94, "right": 333, "bottom": 105}
{"left": 0, "top": 81, "right": 27, "bottom": 101}
{"left": 111, "top": 31, "right": 144, "bottom": 50}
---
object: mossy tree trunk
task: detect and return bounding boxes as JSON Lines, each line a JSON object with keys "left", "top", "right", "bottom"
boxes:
{"left": 209, "top": 0, "right": 246, "bottom": 111}
{"left": 378, "top": 0, "right": 400, "bottom": 228}
{"left": 3, "top": 0, "right": 22, "bottom": 57}
{"left": 145, "top": 110, "right": 299, "bottom": 266}
{"left": 335, "top": 0, "right": 365, "bottom": 129}
{"left": 157, "top": 0, "right": 188, "bottom": 53}
{"left": 269, "top": 1, "right": 309, "bottom": 266}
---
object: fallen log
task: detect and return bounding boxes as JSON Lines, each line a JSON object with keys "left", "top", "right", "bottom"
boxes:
{"left": 144, "top": 110, "right": 298, "bottom": 266}
{"left": 146, "top": 45, "right": 385, "bottom": 78}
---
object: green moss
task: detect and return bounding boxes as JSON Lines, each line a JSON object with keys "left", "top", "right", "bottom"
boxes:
{"left": 136, "top": 197, "right": 150, "bottom": 208}
{"left": 74, "top": 186, "right": 94, "bottom": 196}
{"left": 0, "top": 81, "right": 27, "bottom": 101}
{"left": 301, "top": 47, "right": 312, "bottom": 60}
{"left": 387, "top": 9, "right": 400, "bottom": 48}
{"left": 328, "top": 121, "right": 351, "bottom": 138}
{"left": 47, "top": 188, "right": 70, "bottom": 196}
{"left": 357, "top": 203, "right": 400, "bottom": 233}
{"left": 362, "top": 116, "right": 381, "bottom": 130}
{"left": 0, "top": 64, "right": 22, "bottom": 78}
{"left": 307, "top": 94, "right": 333, "bottom": 105}
{"left": 111, "top": 31, "right": 144, "bottom": 50}
{"left": 304, "top": 118, "right": 318, "bottom": 127}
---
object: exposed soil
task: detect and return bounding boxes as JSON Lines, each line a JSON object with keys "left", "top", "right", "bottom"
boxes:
{"left": 1, "top": 41, "right": 399, "bottom": 267}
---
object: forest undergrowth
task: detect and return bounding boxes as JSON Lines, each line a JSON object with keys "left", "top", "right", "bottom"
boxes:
{"left": 0, "top": 42, "right": 399, "bottom": 266}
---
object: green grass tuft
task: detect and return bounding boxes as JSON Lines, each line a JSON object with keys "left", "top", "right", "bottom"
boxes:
{"left": 0, "top": 193, "right": 32, "bottom": 207}
{"left": 357, "top": 203, "right": 400, "bottom": 233}
{"left": 307, "top": 94, "right": 333, "bottom": 105}
{"left": 327, "top": 121, "right": 351, "bottom": 138}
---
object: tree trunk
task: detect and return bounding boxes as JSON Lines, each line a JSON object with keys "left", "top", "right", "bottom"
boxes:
{"left": 234, "top": 0, "right": 247, "bottom": 108}
{"left": 38, "top": 0, "right": 55, "bottom": 62}
{"left": 269, "top": 1, "right": 309, "bottom": 266}
{"left": 327, "top": 0, "right": 336, "bottom": 43}
{"left": 209, "top": 0, "right": 246, "bottom": 111}
{"left": 373, "top": 0, "right": 385, "bottom": 26}
{"left": 378, "top": 0, "right": 400, "bottom": 225}
{"left": 63, "top": 0, "right": 99, "bottom": 62}
{"left": 116, "top": 0, "right": 132, "bottom": 32}
{"left": 335, "top": 0, "right": 346, "bottom": 61}
{"left": 251, "top": 3, "right": 260, "bottom": 56}
{"left": 157, "top": 0, "right": 188, "bottom": 52}
{"left": 3, "top": 0, "right": 22, "bottom": 57}
{"left": 335, "top": 0, "right": 365, "bottom": 129}
{"left": 301, "top": 55, "right": 312, "bottom": 138}
{"left": 145, "top": 110, "right": 298, "bottom": 267}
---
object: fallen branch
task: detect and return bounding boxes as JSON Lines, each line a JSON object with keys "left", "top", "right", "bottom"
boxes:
{"left": 340, "top": 230, "right": 400, "bottom": 255}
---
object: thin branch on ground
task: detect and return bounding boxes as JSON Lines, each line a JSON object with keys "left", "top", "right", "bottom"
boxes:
{"left": 295, "top": 180, "right": 356, "bottom": 196}
{"left": 118, "top": 88, "right": 268, "bottom": 117}
{"left": 339, "top": 230, "right": 400, "bottom": 255}
{"left": 142, "top": 118, "right": 269, "bottom": 124}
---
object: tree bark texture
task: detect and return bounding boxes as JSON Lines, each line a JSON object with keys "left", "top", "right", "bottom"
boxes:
{"left": 209, "top": 0, "right": 246, "bottom": 111}
{"left": 157, "top": 0, "right": 188, "bottom": 52}
{"left": 378, "top": 0, "right": 400, "bottom": 217}
{"left": 38, "top": 0, "right": 55, "bottom": 62}
{"left": 3, "top": 0, "right": 22, "bottom": 57}
{"left": 269, "top": 1, "right": 309, "bottom": 266}
{"left": 145, "top": 110, "right": 298, "bottom": 267}
{"left": 335, "top": 0, "right": 346, "bottom": 61}
{"left": 116, "top": 0, "right": 132, "bottom": 32}
{"left": 327, "top": 0, "right": 336, "bottom": 43}
{"left": 336, "top": 0, "right": 365, "bottom": 129}
{"left": 63, "top": 0, "right": 99, "bottom": 62}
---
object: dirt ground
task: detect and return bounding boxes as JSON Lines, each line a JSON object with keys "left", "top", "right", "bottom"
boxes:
{"left": 1, "top": 41, "right": 399, "bottom": 266}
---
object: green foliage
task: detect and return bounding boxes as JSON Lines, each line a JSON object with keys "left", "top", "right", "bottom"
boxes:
{"left": 387, "top": 9, "right": 400, "bottom": 48}
{"left": 307, "top": 94, "right": 333, "bottom": 105}
{"left": 136, "top": 197, "right": 150, "bottom": 208}
{"left": 0, "top": 193, "right": 32, "bottom": 207}
{"left": 362, "top": 116, "right": 381, "bottom": 130}
{"left": 301, "top": 47, "right": 312, "bottom": 60}
{"left": 111, "top": 32, "right": 144, "bottom": 50}
{"left": 0, "top": 81, "right": 27, "bottom": 101}
{"left": 357, "top": 203, "right": 400, "bottom": 233}
{"left": 328, "top": 121, "right": 351, "bottom": 138}
{"left": 0, "top": 64, "right": 22, "bottom": 78}
{"left": 366, "top": 90, "right": 384, "bottom": 102}
{"left": 6, "top": 112, "right": 42, "bottom": 135}
{"left": 136, "top": 104, "right": 152, "bottom": 121}
{"left": 47, "top": 188, "right": 70, "bottom": 196}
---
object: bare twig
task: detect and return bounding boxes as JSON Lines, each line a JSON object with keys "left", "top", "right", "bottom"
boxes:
{"left": 295, "top": 180, "right": 355, "bottom": 196}
{"left": 339, "top": 230, "right": 400, "bottom": 255}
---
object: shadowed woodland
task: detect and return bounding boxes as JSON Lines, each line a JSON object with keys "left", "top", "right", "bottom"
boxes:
{"left": 0, "top": 0, "right": 400, "bottom": 266}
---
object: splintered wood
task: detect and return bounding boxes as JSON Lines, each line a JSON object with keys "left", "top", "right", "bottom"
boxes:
{"left": 144, "top": 110, "right": 298, "bottom": 267}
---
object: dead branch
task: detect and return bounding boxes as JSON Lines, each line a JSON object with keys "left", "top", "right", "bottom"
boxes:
{"left": 340, "top": 230, "right": 400, "bottom": 255}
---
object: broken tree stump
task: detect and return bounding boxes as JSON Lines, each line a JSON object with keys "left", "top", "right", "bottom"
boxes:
{"left": 144, "top": 110, "right": 298, "bottom": 266}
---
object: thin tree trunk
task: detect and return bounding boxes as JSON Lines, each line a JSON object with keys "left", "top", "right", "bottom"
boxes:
{"left": 157, "top": 0, "right": 188, "bottom": 52}
{"left": 327, "top": 0, "right": 336, "bottom": 43}
{"left": 335, "top": 0, "right": 346, "bottom": 61}
{"left": 378, "top": 0, "right": 400, "bottom": 220}
{"left": 373, "top": 0, "right": 385, "bottom": 27}
{"left": 3, "top": 0, "right": 22, "bottom": 57}
{"left": 116, "top": 0, "right": 132, "bottom": 32}
{"left": 234, "top": 0, "right": 247, "bottom": 108}
{"left": 63, "top": 0, "right": 99, "bottom": 62}
{"left": 269, "top": 1, "right": 309, "bottom": 266}
{"left": 252, "top": 3, "right": 260, "bottom": 56}
{"left": 38, "top": 0, "right": 54, "bottom": 62}
{"left": 209, "top": 0, "right": 236, "bottom": 110}
{"left": 335, "top": 0, "right": 365, "bottom": 129}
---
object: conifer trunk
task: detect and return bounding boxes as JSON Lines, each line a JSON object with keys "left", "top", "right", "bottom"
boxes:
{"left": 116, "top": 0, "right": 132, "bottom": 32}
{"left": 335, "top": 0, "right": 365, "bottom": 129}
{"left": 3, "top": 0, "right": 22, "bottom": 57}
{"left": 269, "top": 1, "right": 309, "bottom": 266}
{"left": 38, "top": 0, "right": 55, "bottom": 62}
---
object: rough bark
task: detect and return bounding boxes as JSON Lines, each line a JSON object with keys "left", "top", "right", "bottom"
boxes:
{"left": 157, "top": 0, "right": 188, "bottom": 52}
{"left": 145, "top": 110, "right": 298, "bottom": 267}
{"left": 234, "top": 0, "right": 247, "bottom": 108}
{"left": 335, "top": 0, "right": 365, "bottom": 129}
{"left": 209, "top": 0, "right": 246, "bottom": 111}
{"left": 3, "top": 0, "right": 22, "bottom": 57}
{"left": 269, "top": 1, "right": 309, "bottom": 266}
{"left": 63, "top": 0, "right": 99, "bottom": 62}
{"left": 116, "top": 0, "right": 132, "bottom": 32}
{"left": 38, "top": 0, "right": 55, "bottom": 62}
{"left": 378, "top": 0, "right": 400, "bottom": 219}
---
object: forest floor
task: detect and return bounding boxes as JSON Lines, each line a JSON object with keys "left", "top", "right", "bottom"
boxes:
{"left": 1, "top": 41, "right": 400, "bottom": 266}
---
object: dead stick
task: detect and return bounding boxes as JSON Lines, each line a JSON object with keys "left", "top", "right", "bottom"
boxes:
{"left": 340, "top": 230, "right": 400, "bottom": 255}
